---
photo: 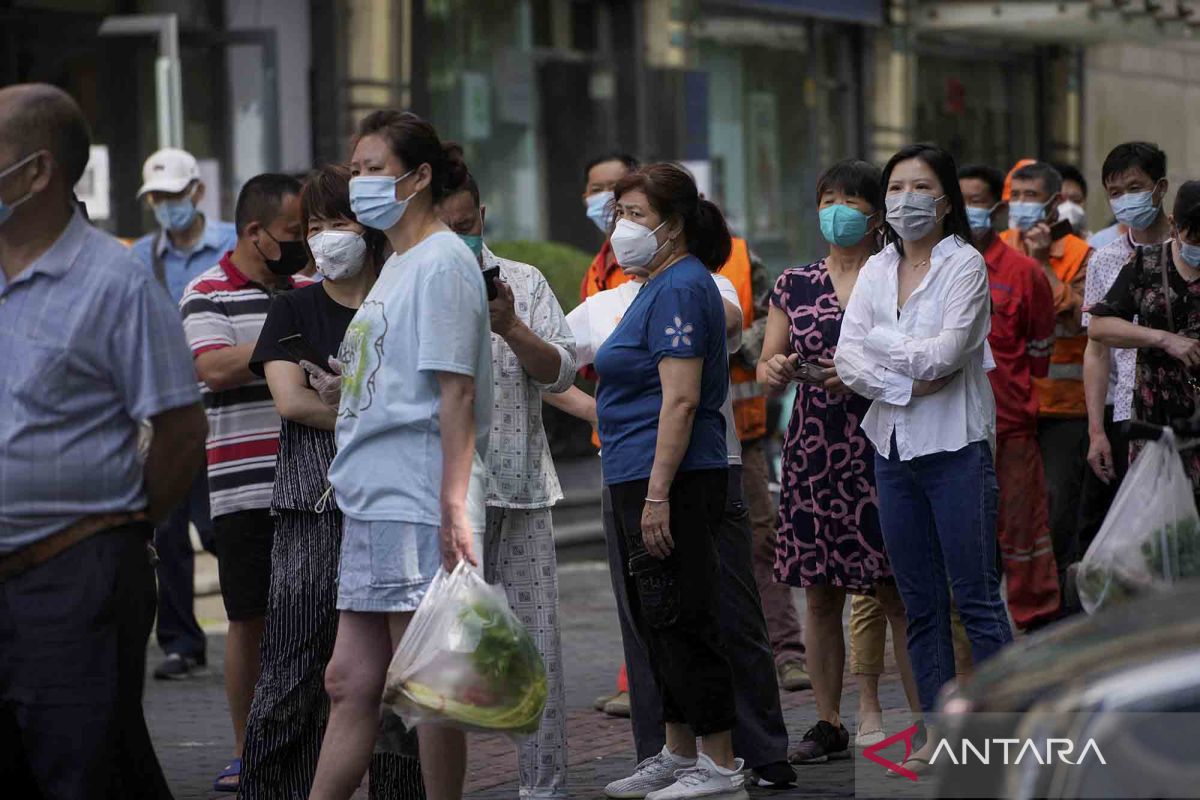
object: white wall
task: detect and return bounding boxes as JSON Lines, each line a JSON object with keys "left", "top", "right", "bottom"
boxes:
{"left": 225, "top": 0, "right": 313, "bottom": 176}
{"left": 1083, "top": 40, "right": 1200, "bottom": 224}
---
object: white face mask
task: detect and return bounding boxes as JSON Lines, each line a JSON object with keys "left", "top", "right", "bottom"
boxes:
{"left": 307, "top": 230, "right": 367, "bottom": 281}
{"left": 610, "top": 218, "right": 669, "bottom": 274}
{"left": 886, "top": 191, "right": 945, "bottom": 242}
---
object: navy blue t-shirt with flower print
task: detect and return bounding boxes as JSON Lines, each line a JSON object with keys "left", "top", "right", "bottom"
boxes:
{"left": 594, "top": 255, "right": 729, "bottom": 485}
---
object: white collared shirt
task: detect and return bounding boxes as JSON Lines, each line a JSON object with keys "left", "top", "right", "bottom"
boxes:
{"left": 835, "top": 235, "right": 996, "bottom": 460}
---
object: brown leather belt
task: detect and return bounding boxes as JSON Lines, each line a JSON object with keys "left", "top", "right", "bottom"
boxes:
{"left": 0, "top": 512, "right": 148, "bottom": 582}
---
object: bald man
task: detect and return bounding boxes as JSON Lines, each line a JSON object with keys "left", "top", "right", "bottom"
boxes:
{"left": 0, "top": 84, "right": 207, "bottom": 798}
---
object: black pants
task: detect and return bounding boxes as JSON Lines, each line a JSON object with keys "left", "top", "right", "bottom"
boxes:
{"left": 1075, "top": 406, "right": 1131, "bottom": 560}
{"left": 0, "top": 524, "right": 172, "bottom": 800}
{"left": 605, "top": 466, "right": 789, "bottom": 767}
{"left": 609, "top": 469, "right": 736, "bottom": 738}
{"left": 1037, "top": 417, "right": 1090, "bottom": 585}
{"left": 153, "top": 471, "right": 210, "bottom": 661}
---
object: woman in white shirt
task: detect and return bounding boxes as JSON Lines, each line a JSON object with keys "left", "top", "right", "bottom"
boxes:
{"left": 834, "top": 144, "right": 1013, "bottom": 774}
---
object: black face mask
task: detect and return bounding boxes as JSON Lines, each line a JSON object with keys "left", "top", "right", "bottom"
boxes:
{"left": 256, "top": 229, "right": 310, "bottom": 276}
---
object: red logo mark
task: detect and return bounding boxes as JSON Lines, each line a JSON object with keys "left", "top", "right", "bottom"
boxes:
{"left": 863, "top": 724, "right": 921, "bottom": 781}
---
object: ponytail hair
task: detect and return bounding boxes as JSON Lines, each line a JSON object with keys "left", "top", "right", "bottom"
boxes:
{"left": 613, "top": 162, "right": 733, "bottom": 271}
{"left": 354, "top": 110, "right": 468, "bottom": 203}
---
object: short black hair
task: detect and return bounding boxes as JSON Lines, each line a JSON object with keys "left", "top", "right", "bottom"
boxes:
{"left": 814, "top": 159, "right": 882, "bottom": 214}
{"left": 881, "top": 143, "right": 973, "bottom": 251}
{"left": 958, "top": 164, "right": 1005, "bottom": 205}
{"left": 1055, "top": 163, "right": 1087, "bottom": 197}
{"left": 1175, "top": 180, "right": 1200, "bottom": 239}
{"left": 235, "top": 173, "right": 302, "bottom": 236}
{"left": 1011, "top": 162, "right": 1063, "bottom": 198}
{"left": 584, "top": 152, "right": 638, "bottom": 183}
{"left": 1101, "top": 142, "right": 1167, "bottom": 187}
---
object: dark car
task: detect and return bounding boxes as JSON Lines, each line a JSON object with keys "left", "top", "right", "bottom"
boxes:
{"left": 932, "top": 580, "right": 1200, "bottom": 799}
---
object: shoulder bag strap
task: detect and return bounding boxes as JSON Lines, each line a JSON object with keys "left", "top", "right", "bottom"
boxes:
{"left": 151, "top": 230, "right": 168, "bottom": 290}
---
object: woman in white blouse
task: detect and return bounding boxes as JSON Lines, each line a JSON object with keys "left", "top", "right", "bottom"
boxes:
{"left": 834, "top": 144, "right": 1013, "bottom": 774}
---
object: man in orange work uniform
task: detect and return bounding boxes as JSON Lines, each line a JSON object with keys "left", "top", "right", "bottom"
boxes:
{"left": 579, "top": 152, "right": 639, "bottom": 301}
{"left": 1002, "top": 161, "right": 1093, "bottom": 602}
{"left": 961, "top": 164, "right": 1060, "bottom": 629}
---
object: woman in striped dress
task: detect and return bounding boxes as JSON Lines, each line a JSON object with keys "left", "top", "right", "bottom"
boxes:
{"left": 242, "top": 165, "right": 424, "bottom": 799}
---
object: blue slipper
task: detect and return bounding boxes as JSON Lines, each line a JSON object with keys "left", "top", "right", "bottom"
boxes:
{"left": 213, "top": 758, "right": 241, "bottom": 793}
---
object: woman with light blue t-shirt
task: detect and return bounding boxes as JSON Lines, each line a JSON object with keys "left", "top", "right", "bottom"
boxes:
{"left": 307, "top": 110, "right": 491, "bottom": 800}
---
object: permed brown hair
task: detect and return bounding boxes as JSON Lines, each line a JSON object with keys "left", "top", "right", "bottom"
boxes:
{"left": 612, "top": 163, "right": 733, "bottom": 271}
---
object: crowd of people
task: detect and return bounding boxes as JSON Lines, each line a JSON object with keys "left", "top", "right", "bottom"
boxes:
{"left": 3, "top": 78, "right": 1200, "bottom": 800}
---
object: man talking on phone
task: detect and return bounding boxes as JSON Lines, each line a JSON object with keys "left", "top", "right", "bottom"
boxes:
{"left": 1002, "top": 161, "right": 1094, "bottom": 607}
{"left": 437, "top": 172, "right": 578, "bottom": 799}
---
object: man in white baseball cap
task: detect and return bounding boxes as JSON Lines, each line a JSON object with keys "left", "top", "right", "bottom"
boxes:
{"left": 131, "top": 147, "right": 237, "bottom": 682}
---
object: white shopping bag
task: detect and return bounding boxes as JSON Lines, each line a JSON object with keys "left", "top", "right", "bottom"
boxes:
{"left": 1078, "top": 432, "right": 1200, "bottom": 613}
{"left": 382, "top": 562, "right": 547, "bottom": 739}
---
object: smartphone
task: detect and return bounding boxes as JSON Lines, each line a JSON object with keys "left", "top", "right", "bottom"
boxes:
{"left": 482, "top": 264, "right": 501, "bottom": 301}
{"left": 278, "top": 333, "right": 327, "bottom": 367}
{"left": 1049, "top": 218, "right": 1073, "bottom": 241}
{"left": 794, "top": 360, "right": 829, "bottom": 386}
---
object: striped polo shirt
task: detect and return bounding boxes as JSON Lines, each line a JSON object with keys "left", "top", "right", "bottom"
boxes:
{"left": 180, "top": 254, "right": 310, "bottom": 518}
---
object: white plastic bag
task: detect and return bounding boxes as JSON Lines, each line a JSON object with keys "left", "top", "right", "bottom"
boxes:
{"left": 382, "top": 562, "right": 547, "bottom": 739}
{"left": 1078, "top": 432, "right": 1200, "bottom": 613}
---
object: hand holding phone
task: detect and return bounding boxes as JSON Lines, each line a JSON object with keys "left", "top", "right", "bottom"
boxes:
{"left": 482, "top": 264, "right": 501, "bottom": 301}
{"left": 1049, "top": 218, "right": 1073, "bottom": 241}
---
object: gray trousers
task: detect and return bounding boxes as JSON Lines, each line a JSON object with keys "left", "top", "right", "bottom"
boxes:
{"left": 603, "top": 466, "right": 789, "bottom": 769}
{"left": 484, "top": 507, "right": 568, "bottom": 799}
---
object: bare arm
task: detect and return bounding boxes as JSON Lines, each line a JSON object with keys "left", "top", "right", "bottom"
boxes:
{"left": 648, "top": 357, "right": 702, "bottom": 502}
{"left": 436, "top": 371, "right": 479, "bottom": 569}
{"left": 264, "top": 360, "right": 337, "bottom": 431}
{"left": 195, "top": 343, "right": 258, "bottom": 393}
{"left": 757, "top": 304, "right": 799, "bottom": 398}
{"left": 1083, "top": 340, "right": 1115, "bottom": 482}
{"left": 143, "top": 403, "right": 208, "bottom": 523}
{"left": 542, "top": 385, "right": 597, "bottom": 425}
{"left": 722, "top": 299, "right": 743, "bottom": 342}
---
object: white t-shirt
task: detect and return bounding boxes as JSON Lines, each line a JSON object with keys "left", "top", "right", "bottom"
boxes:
{"left": 566, "top": 271, "right": 744, "bottom": 465}
{"left": 329, "top": 232, "right": 493, "bottom": 528}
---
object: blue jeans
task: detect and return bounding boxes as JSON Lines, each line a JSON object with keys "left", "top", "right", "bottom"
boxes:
{"left": 874, "top": 438, "right": 1013, "bottom": 713}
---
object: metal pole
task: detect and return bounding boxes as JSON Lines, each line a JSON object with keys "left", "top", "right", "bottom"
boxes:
{"left": 98, "top": 13, "right": 183, "bottom": 150}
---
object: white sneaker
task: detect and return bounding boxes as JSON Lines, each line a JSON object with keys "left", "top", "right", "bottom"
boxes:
{"left": 605, "top": 746, "right": 698, "bottom": 799}
{"left": 645, "top": 753, "right": 748, "bottom": 800}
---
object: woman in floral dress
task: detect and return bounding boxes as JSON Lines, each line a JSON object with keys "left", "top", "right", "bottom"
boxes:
{"left": 758, "top": 160, "right": 919, "bottom": 764}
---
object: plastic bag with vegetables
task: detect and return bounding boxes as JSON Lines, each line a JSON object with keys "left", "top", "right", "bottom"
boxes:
{"left": 382, "top": 562, "right": 547, "bottom": 739}
{"left": 1078, "top": 432, "right": 1200, "bottom": 613}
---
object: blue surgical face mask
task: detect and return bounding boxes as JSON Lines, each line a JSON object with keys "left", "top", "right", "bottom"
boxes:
{"left": 0, "top": 151, "right": 40, "bottom": 227}
{"left": 1008, "top": 199, "right": 1050, "bottom": 231}
{"left": 349, "top": 169, "right": 416, "bottom": 231}
{"left": 966, "top": 205, "right": 996, "bottom": 234}
{"left": 585, "top": 191, "right": 614, "bottom": 233}
{"left": 1110, "top": 189, "right": 1161, "bottom": 231}
{"left": 153, "top": 195, "right": 198, "bottom": 232}
{"left": 458, "top": 233, "right": 484, "bottom": 261}
{"left": 1180, "top": 239, "right": 1200, "bottom": 269}
{"left": 819, "top": 204, "right": 871, "bottom": 247}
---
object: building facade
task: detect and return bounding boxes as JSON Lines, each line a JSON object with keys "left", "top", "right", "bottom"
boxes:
{"left": 4, "top": 0, "right": 1198, "bottom": 267}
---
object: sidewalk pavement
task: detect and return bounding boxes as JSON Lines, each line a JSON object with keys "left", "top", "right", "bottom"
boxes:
{"left": 147, "top": 561, "right": 911, "bottom": 799}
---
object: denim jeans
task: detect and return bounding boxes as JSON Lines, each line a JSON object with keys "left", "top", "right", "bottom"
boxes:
{"left": 874, "top": 438, "right": 1013, "bottom": 713}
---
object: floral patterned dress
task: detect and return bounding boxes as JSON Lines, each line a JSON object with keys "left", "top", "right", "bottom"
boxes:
{"left": 772, "top": 260, "right": 891, "bottom": 591}
{"left": 1089, "top": 242, "right": 1200, "bottom": 497}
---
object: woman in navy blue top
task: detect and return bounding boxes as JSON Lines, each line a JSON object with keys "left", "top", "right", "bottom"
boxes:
{"left": 593, "top": 163, "right": 745, "bottom": 798}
